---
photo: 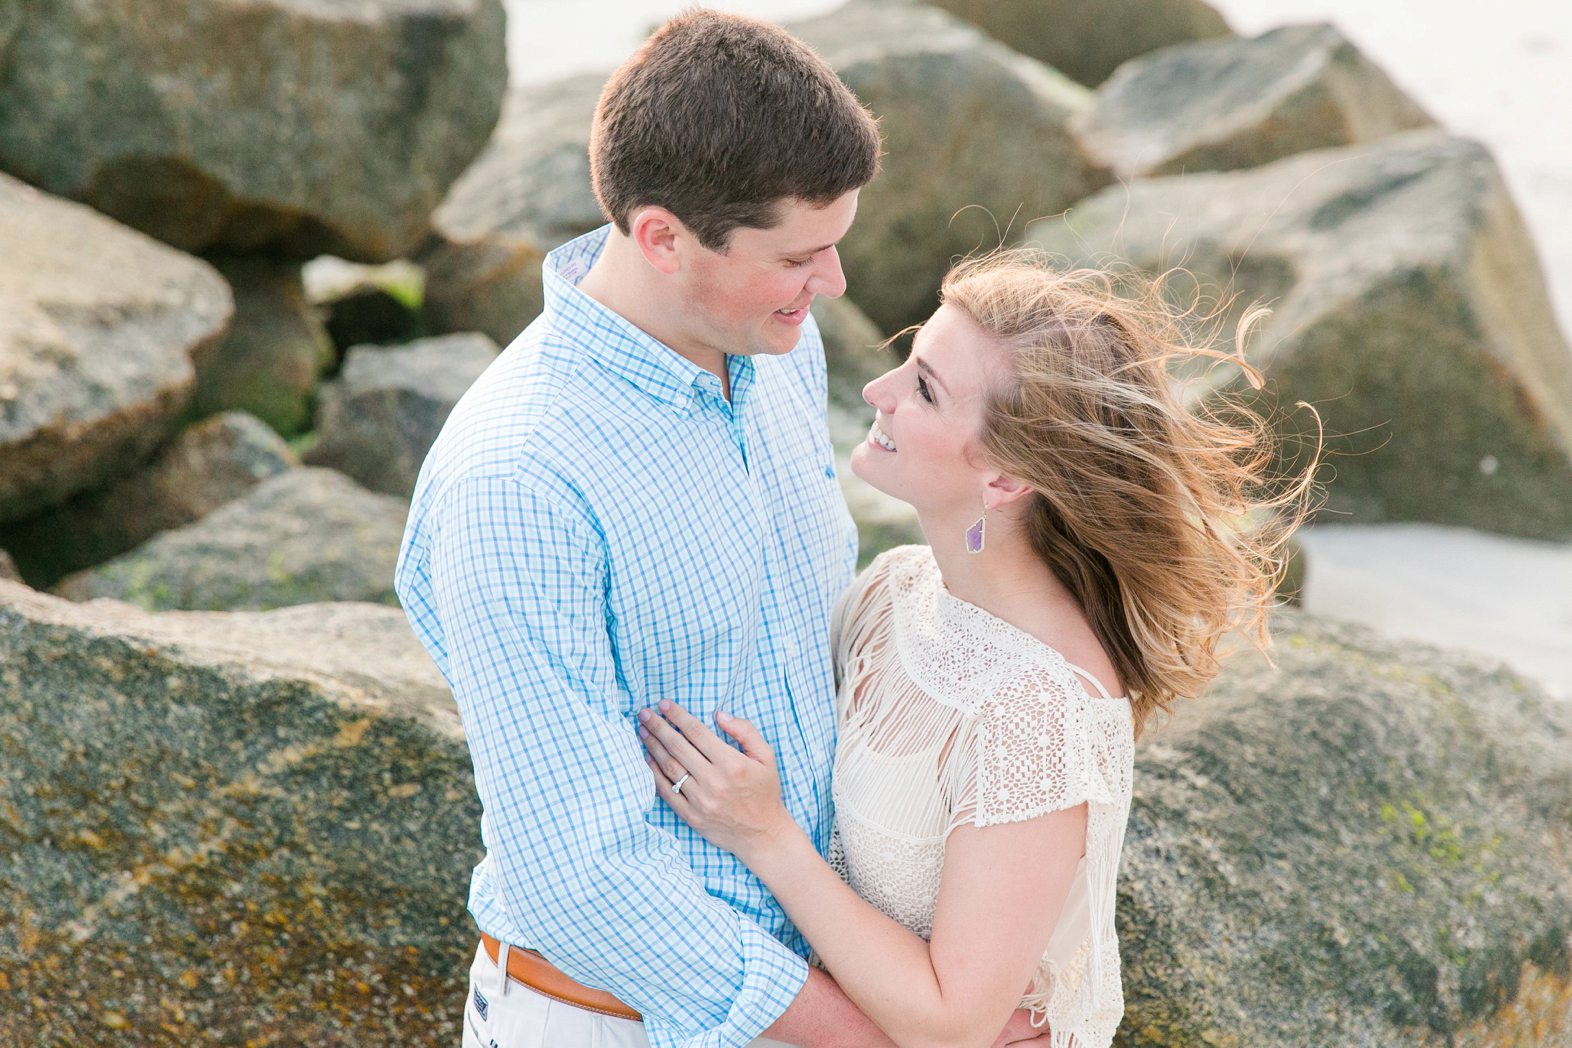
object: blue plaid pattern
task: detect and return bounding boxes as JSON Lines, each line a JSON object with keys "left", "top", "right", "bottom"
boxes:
{"left": 396, "top": 225, "right": 858, "bottom": 1048}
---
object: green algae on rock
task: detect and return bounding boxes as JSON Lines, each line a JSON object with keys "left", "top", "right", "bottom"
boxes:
{"left": 0, "top": 411, "right": 297, "bottom": 590}
{"left": 194, "top": 258, "right": 337, "bottom": 437}
{"left": 54, "top": 468, "right": 408, "bottom": 611}
{"left": 0, "top": 581, "right": 480, "bottom": 1046}
{"left": 1118, "top": 610, "right": 1572, "bottom": 1047}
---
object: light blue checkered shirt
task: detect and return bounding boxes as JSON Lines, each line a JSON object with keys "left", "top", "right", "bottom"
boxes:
{"left": 395, "top": 225, "right": 858, "bottom": 1048}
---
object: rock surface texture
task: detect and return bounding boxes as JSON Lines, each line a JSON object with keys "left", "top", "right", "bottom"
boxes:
{"left": 1076, "top": 23, "right": 1434, "bottom": 180}
{"left": 195, "top": 257, "right": 335, "bottom": 436}
{"left": 55, "top": 468, "right": 409, "bottom": 611}
{"left": 422, "top": 72, "right": 609, "bottom": 346}
{"left": 305, "top": 334, "right": 500, "bottom": 498}
{"left": 0, "top": 581, "right": 479, "bottom": 1046}
{"left": 1120, "top": 610, "right": 1572, "bottom": 1047}
{"left": 0, "top": 411, "right": 297, "bottom": 589}
{"left": 788, "top": 1, "right": 1111, "bottom": 333}
{"left": 1028, "top": 131, "right": 1572, "bottom": 539}
{"left": 0, "top": 0, "right": 507, "bottom": 262}
{"left": 930, "top": 0, "right": 1233, "bottom": 88}
{"left": 0, "top": 173, "right": 233, "bottom": 524}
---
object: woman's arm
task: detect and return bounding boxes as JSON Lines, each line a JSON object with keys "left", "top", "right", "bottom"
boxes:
{"left": 639, "top": 702, "right": 1085, "bottom": 1048}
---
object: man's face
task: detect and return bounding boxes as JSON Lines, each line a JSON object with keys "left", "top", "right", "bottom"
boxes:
{"left": 679, "top": 190, "right": 858, "bottom": 358}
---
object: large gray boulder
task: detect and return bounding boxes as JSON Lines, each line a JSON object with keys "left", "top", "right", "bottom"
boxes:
{"left": 0, "top": 411, "right": 296, "bottom": 589}
{"left": 788, "top": 1, "right": 1112, "bottom": 333}
{"left": 0, "top": 580, "right": 479, "bottom": 1045}
{"left": 422, "top": 72, "right": 609, "bottom": 346}
{"left": 55, "top": 468, "right": 408, "bottom": 611}
{"left": 0, "top": 0, "right": 507, "bottom": 262}
{"left": 0, "top": 4, "right": 20, "bottom": 70}
{"left": 305, "top": 334, "right": 500, "bottom": 498}
{"left": 194, "top": 257, "right": 335, "bottom": 436}
{"left": 928, "top": 0, "right": 1233, "bottom": 88}
{"left": 1120, "top": 610, "right": 1572, "bottom": 1047}
{"left": 0, "top": 172, "right": 233, "bottom": 524}
{"left": 1076, "top": 24, "right": 1434, "bottom": 180}
{"left": 1028, "top": 131, "right": 1572, "bottom": 539}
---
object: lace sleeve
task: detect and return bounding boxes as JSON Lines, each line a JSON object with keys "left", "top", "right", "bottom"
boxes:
{"left": 949, "top": 666, "right": 1117, "bottom": 830}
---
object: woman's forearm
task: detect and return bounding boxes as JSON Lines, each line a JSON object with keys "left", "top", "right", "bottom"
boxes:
{"left": 744, "top": 828, "right": 1016, "bottom": 1048}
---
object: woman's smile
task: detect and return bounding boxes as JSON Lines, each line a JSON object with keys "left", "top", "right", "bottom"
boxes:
{"left": 868, "top": 417, "right": 897, "bottom": 451}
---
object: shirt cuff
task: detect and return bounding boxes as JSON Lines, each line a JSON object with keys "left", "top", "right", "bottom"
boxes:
{"left": 642, "top": 911, "right": 809, "bottom": 1048}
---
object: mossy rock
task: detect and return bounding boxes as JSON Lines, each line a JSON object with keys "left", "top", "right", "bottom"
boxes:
{"left": 0, "top": 582, "right": 479, "bottom": 1045}
{"left": 1118, "top": 610, "right": 1572, "bottom": 1046}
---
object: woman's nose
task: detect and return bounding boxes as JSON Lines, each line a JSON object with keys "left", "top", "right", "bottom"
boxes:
{"left": 863, "top": 369, "right": 895, "bottom": 412}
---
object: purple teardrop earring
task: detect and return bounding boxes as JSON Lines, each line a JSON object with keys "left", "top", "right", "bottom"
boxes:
{"left": 965, "top": 506, "right": 986, "bottom": 554}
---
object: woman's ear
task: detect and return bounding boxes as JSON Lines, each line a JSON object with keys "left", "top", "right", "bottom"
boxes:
{"left": 983, "top": 473, "right": 1034, "bottom": 511}
{"left": 629, "top": 206, "right": 685, "bottom": 275}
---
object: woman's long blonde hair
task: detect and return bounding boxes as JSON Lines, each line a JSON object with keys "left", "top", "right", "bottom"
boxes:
{"left": 941, "top": 250, "right": 1317, "bottom": 733}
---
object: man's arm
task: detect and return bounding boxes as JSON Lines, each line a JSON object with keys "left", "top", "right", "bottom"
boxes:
{"left": 766, "top": 970, "right": 1058, "bottom": 1048}
{"left": 423, "top": 471, "right": 807, "bottom": 1048}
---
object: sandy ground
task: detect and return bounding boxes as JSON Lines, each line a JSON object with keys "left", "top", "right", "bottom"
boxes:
{"left": 501, "top": 0, "right": 1572, "bottom": 699}
{"left": 1297, "top": 525, "right": 1572, "bottom": 699}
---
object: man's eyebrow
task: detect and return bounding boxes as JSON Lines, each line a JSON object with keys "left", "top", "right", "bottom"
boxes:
{"left": 915, "top": 356, "right": 949, "bottom": 394}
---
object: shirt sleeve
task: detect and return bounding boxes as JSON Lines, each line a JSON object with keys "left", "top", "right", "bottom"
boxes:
{"left": 427, "top": 469, "right": 807, "bottom": 1048}
{"left": 950, "top": 667, "right": 1118, "bottom": 831}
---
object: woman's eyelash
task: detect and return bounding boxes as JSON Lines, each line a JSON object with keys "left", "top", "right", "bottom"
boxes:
{"left": 917, "top": 375, "right": 934, "bottom": 403}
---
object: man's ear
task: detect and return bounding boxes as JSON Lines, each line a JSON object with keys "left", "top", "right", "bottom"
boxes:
{"left": 983, "top": 472, "right": 1035, "bottom": 511}
{"left": 629, "top": 206, "right": 686, "bottom": 276}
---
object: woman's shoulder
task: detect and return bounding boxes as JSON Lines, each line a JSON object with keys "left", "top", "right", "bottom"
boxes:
{"left": 866, "top": 543, "right": 935, "bottom": 575}
{"left": 847, "top": 544, "right": 935, "bottom": 602}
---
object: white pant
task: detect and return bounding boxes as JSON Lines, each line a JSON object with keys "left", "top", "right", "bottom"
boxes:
{"left": 460, "top": 943, "right": 794, "bottom": 1048}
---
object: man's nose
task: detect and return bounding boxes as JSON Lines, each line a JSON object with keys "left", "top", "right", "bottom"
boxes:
{"left": 807, "top": 246, "right": 847, "bottom": 299}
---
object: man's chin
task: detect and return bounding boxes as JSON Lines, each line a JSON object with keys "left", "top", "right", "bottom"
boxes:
{"left": 745, "top": 324, "right": 805, "bottom": 357}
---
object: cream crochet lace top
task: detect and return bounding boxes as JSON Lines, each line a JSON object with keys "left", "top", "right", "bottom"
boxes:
{"left": 827, "top": 546, "right": 1135, "bottom": 1048}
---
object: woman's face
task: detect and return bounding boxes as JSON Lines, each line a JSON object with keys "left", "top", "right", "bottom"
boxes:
{"left": 850, "top": 304, "right": 1014, "bottom": 516}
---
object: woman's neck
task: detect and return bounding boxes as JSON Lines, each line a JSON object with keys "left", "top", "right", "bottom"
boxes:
{"left": 918, "top": 503, "right": 1063, "bottom": 622}
{"left": 918, "top": 501, "right": 1125, "bottom": 699}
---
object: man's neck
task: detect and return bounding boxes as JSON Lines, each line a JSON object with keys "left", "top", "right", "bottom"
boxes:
{"left": 575, "top": 231, "right": 732, "bottom": 398}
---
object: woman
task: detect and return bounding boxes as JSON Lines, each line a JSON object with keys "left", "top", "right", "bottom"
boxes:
{"left": 638, "top": 252, "right": 1307, "bottom": 1048}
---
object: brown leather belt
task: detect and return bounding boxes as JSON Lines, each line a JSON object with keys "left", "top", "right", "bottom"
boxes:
{"left": 480, "top": 933, "right": 643, "bottom": 1021}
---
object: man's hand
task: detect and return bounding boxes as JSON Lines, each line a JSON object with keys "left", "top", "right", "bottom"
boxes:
{"left": 992, "top": 1009, "right": 1055, "bottom": 1046}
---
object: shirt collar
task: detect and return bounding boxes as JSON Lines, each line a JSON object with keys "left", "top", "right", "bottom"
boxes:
{"left": 542, "top": 225, "right": 754, "bottom": 416}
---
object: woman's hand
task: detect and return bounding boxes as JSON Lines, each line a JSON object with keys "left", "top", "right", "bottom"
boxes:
{"left": 638, "top": 701, "right": 798, "bottom": 863}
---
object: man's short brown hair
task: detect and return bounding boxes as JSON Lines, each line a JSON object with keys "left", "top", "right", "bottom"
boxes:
{"left": 589, "top": 10, "right": 881, "bottom": 252}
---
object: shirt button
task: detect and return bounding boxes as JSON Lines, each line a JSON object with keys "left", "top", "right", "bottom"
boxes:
{"left": 782, "top": 637, "right": 799, "bottom": 658}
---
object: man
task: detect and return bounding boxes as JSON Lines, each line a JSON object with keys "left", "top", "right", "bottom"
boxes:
{"left": 396, "top": 11, "right": 1051, "bottom": 1048}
